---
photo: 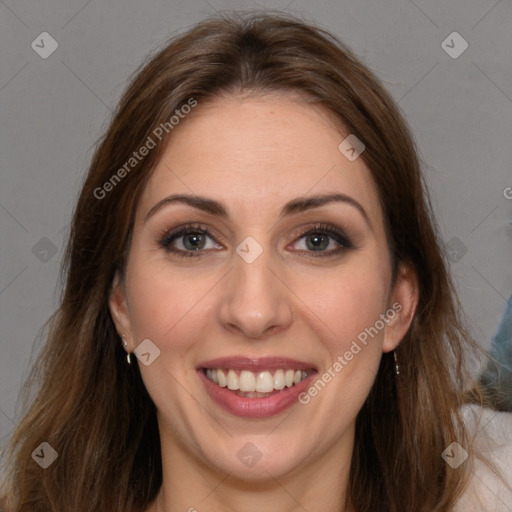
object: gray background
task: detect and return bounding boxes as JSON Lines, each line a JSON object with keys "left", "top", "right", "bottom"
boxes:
{"left": 1, "top": 0, "right": 511, "bottom": 448}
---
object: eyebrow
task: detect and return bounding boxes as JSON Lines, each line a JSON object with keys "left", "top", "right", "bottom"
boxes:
{"left": 144, "top": 192, "right": 372, "bottom": 228}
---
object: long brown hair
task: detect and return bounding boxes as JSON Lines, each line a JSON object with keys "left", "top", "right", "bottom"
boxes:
{"left": 1, "top": 11, "right": 485, "bottom": 511}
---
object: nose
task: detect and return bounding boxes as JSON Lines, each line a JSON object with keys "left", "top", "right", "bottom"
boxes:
{"left": 217, "top": 248, "right": 293, "bottom": 340}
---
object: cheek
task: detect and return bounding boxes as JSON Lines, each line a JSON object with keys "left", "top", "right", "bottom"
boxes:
{"left": 296, "top": 265, "right": 390, "bottom": 421}
{"left": 122, "top": 258, "right": 216, "bottom": 420}
{"left": 123, "top": 255, "right": 218, "bottom": 352}
{"left": 300, "top": 260, "right": 390, "bottom": 351}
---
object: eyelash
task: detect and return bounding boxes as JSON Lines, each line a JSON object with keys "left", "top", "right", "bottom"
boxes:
{"left": 157, "top": 222, "right": 354, "bottom": 258}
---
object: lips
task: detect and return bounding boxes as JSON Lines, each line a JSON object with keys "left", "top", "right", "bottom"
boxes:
{"left": 197, "top": 356, "right": 317, "bottom": 418}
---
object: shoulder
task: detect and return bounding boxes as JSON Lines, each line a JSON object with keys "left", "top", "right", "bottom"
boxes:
{"left": 454, "top": 405, "right": 512, "bottom": 512}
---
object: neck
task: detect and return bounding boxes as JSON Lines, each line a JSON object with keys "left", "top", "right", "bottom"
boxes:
{"left": 148, "top": 425, "right": 355, "bottom": 512}
{"left": 153, "top": 468, "right": 352, "bottom": 512}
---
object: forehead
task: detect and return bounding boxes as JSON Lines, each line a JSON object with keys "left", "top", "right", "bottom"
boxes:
{"left": 137, "top": 93, "right": 383, "bottom": 226}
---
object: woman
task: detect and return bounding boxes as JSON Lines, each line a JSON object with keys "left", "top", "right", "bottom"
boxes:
{"left": 1, "top": 11, "right": 510, "bottom": 512}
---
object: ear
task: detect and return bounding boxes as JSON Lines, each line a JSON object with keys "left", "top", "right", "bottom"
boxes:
{"left": 108, "top": 270, "right": 133, "bottom": 347}
{"left": 382, "top": 263, "right": 419, "bottom": 353}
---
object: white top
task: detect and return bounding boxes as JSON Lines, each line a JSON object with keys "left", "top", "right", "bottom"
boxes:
{"left": 454, "top": 405, "right": 512, "bottom": 511}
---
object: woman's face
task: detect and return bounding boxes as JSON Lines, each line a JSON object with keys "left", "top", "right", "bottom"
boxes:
{"left": 110, "top": 93, "right": 417, "bottom": 481}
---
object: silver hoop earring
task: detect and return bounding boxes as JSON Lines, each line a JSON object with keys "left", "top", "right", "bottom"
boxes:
{"left": 121, "top": 334, "right": 131, "bottom": 365}
{"left": 393, "top": 350, "right": 400, "bottom": 375}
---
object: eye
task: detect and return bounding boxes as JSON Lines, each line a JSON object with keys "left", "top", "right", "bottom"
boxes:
{"left": 158, "top": 223, "right": 223, "bottom": 257}
{"left": 158, "top": 222, "right": 354, "bottom": 259}
{"left": 290, "top": 223, "right": 354, "bottom": 256}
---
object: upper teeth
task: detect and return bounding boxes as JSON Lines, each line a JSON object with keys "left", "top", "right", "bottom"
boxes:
{"left": 205, "top": 369, "right": 308, "bottom": 392}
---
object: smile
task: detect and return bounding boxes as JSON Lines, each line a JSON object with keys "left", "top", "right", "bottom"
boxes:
{"left": 197, "top": 357, "right": 317, "bottom": 417}
{"left": 204, "top": 368, "right": 311, "bottom": 397}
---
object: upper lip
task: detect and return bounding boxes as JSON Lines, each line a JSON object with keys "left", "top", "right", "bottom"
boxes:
{"left": 197, "top": 356, "right": 317, "bottom": 373}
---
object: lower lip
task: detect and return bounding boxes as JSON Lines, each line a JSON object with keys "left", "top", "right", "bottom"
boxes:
{"left": 198, "top": 370, "right": 316, "bottom": 418}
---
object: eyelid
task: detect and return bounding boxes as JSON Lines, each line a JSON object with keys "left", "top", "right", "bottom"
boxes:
{"left": 157, "top": 223, "right": 225, "bottom": 255}
{"left": 288, "top": 223, "right": 354, "bottom": 252}
{"left": 158, "top": 221, "right": 354, "bottom": 258}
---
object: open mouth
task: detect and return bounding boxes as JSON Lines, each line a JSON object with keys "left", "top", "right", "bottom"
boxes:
{"left": 197, "top": 356, "right": 318, "bottom": 417}
{"left": 202, "top": 367, "right": 316, "bottom": 398}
